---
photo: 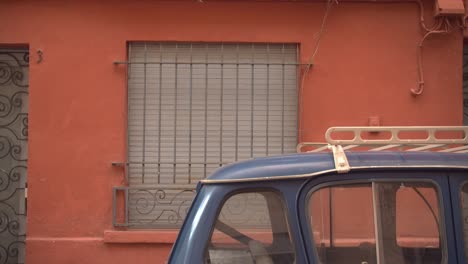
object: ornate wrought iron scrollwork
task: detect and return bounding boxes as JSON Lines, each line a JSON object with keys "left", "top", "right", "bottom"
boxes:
{"left": 0, "top": 53, "right": 28, "bottom": 88}
{"left": 127, "top": 188, "right": 196, "bottom": 228}
{"left": 0, "top": 50, "right": 28, "bottom": 264}
{"left": 114, "top": 187, "right": 272, "bottom": 229}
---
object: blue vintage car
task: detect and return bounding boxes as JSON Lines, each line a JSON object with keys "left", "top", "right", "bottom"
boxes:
{"left": 168, "top": 127, "right": 468, "bottom": 264}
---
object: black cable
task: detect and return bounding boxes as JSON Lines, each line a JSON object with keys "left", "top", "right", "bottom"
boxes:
{"left": 411, "top": 187, "right": 441, "bottom": 249}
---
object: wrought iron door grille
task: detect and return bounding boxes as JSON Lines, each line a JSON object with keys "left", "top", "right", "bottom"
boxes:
{"left": 0, "top": 50, "right": 28, "bottom": 264}
{"left": 117, "top": 42, "right": 299, "bottom": 228}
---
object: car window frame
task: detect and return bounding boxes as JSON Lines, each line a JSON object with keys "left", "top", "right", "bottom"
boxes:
{"left": 448, "top": 173, "right": 468, "bottom": 264}
{"left": 460, "top": 180, "right": 468, "bottom": 262}
{"left": 203, "top": 187, "right": 297, "bottom": 264}
{"left": 298, "top": 171, "right": 453, "bottom": 264}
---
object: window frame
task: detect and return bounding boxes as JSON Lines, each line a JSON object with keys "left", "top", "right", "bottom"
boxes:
{"left": 126, "top": 42, "right": 300, "bottom": 184}
{"left": 298, "top": 171, "right": 454, "bottom": 264}
{"left": 124, "top": 42, "right": 300, "bottom": 229}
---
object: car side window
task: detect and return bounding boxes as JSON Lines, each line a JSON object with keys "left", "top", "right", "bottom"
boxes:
{"left": 308, "top": 181, "right": 444, "bottom": 264}
{"left": 205, "top": 191, "right": 295, "bottom": 264}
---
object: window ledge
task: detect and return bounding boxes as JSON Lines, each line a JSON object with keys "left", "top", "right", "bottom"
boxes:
{"left": 103, "top": 230, "right": 179, "bottom": 244}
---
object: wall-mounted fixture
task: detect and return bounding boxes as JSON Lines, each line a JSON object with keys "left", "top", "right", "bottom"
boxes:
{"left": 435, "top": 0, "right": 465, "bottom": 16}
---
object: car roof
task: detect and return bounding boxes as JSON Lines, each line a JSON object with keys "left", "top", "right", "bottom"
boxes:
{"left": 203, "top": 151, "right": 468, "bottom": 183}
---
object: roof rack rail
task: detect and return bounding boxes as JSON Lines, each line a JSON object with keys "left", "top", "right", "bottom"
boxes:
{"left": 297, "top": 126, "right": 468, "bottom": 173}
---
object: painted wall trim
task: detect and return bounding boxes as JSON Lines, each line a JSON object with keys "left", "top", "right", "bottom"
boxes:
{"left": 27, "top": 237, "right": 104, "bottom": 242}
{"left": 103, "top": 230, "right": 179, "bottom": 244}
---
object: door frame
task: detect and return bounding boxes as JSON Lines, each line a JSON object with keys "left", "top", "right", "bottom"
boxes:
{"left": 448, "top": 171, "right": 468, "bottom": 264}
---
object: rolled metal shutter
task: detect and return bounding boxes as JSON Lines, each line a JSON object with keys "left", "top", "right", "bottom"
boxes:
{"left": 127, "top": 43, "right": 298, "bottom": 228}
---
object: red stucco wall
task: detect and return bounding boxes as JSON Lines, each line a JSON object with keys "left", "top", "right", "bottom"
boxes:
{"left": 0, "top": 0, "right": 463, "bottom": 263}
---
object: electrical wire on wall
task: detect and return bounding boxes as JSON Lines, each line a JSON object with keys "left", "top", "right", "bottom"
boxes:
{"left": 411, "top": 15, "right": 459, "bottom": 96}
{"left": 299, "top": 0, "right": 337, "bottom": 140}
{"left": 292, "top": 0, "right": 465, "bottom": 99}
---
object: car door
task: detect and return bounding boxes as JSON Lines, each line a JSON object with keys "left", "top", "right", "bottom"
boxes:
{"left": 449, "top": 171, "right": 468, "bottom": 264}
{"left": 298, "top": 171, "right": 458, "bottom": 264}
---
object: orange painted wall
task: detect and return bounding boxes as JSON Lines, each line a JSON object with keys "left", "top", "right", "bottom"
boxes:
{"left": 0, "top": 0, "right": 463, "bottom": 263}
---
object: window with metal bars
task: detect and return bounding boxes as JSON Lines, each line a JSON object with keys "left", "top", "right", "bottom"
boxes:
{"left": 125, "top": 43, "right": 298, "bottom": 228}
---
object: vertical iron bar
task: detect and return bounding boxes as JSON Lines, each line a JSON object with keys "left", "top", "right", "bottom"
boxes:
{"left": 125, "top": 188, "right": 129, "bottom": 226}
{"left": 219, "top": 44, "right": 224, "bottom": 168}
{"left": 204, "top": 44, "right": 208, "bottom": 178}
{"left": 158, "top": 44, "right": 163, "bottom": 184}
{"left": 250, "top": 44, "right": 254, "bottom": 158}
{"left": 266, "top": 45, "right": 270, "bottom": 156}
{"left": 173, "top": 44, "right": 178, "bottom": 184}
{"left": 124, "top": 164, "right": 129, "bottom": 186}
{"left": 127, "top": 44, "right": 132, "bottom": 184}
{"left": 112, "top": 188, "right": 117, "bottom": 226}
{"left": 281, "top": 44, "right": 285, "bottom": 153}
{"left": 188, "top": 44, "right": 193, "bottom": 183}
{"left": 296, "top": 44, "right": 300, "bottom": 147}
{"left": 235, "top": 45, "right": 239, "bottom": 161}
{"left": 142, "top": 44, "right": 147, "bottom": 184}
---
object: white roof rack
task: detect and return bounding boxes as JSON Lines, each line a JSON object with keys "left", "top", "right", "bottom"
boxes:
{"left": 297, "top": 126, "right": 468, "bottom": 173}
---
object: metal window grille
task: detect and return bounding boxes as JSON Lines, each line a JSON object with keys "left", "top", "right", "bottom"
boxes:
{"left": 124, "top": 43, "right": 298, "bottom": 228}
